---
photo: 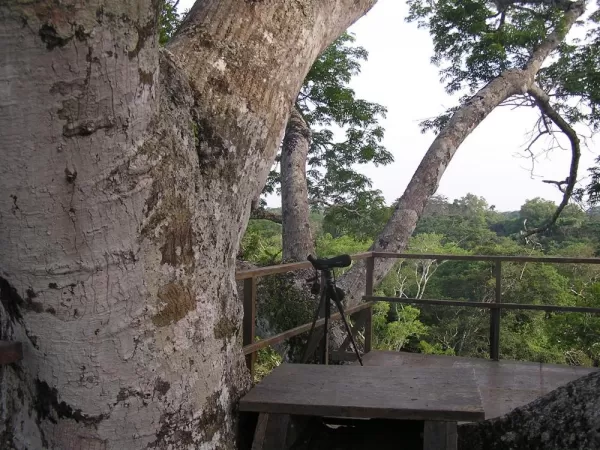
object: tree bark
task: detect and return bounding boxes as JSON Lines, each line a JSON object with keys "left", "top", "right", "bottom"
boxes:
{"left": 458, "top": 370, "right": 600, "bottom": 450}
{"left": 0, "top": 0, "right": 376, "bottom": 448}
{"left": 281, "top": 108, "right": 315, "bottom": 262}
{"left": 337, "top": 0, "right": 586, "bottom": 309}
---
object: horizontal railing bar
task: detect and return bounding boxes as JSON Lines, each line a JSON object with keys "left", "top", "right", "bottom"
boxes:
{"left": 242, "top": 302, "right": 373, "bottom": 355}
{"left": 371, "top": 252, "right": 600, "bottom": 265}
{"left": 237, "top": 252, "right": 600, "bottom": 280}
{"left": 364, "top": 296, "right": 600, "bottom": 314}
{"left": 236, "top": 252, "right": 373, "bottom": 280}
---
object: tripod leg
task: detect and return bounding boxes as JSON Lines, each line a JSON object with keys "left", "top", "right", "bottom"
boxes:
{"left": 323, "top": 292, "right": 330, "bottom": 365}
{"left": 330, "top": 290, "right": 364, "bottom": 366}
{"left": 301, "top": 288, "right": 326, "bottom": 364}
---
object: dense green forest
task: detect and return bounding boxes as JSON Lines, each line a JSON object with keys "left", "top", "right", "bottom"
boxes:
{"left": 243, "top": 194, "right": 600, "bottom": 371}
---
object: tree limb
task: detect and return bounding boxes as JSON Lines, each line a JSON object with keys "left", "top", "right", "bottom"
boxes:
{"left": 337, "top": 0, "right": 585, "bottom": 311}
{"left": 522, "top": 83, "right": 581, "bottom": 237}
{"left": 250, "top": 208, "right": 283, "bottom": 224}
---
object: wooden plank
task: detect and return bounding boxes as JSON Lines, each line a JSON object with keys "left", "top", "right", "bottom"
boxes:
{"left": 365, "top": 256, "right": 374, "bottom": 296}
{"left": 237, "top": 252, "right": 600, "bottom": 281}
{"left": 364, "top": 305, "right": 373, "bottom": 354}
{"left": 239, "top": 364, "right": 484, "bottom": 422}
{"left": 251, "top": 413, "right": 289, "bottom": 450}
{"left": 489, "top": 261, "right": 501, "bottom": 361}
{"left": 361, "top": 351, "right": 597, "bottom": 419}
{"left": 371, "top": 252, "right": 600, "bottom": 265}
{"left": 364, "top": 256, "right": 375, "bottom": 355}
{"left": 243, "top": 277, "right": 257, "bottom": 374}
{"left": 250, "top": 413, "right": 311, "bottom": 450}
{"left": 243, "top": 302, "right": 373, "bottom": 355}
{"left": 363, "top": 297, "right": 600, "bottom": 314}
{"left": 0, "top": 341, "right": 23, "bottom": 365}
{"left": 236, "top": 252, "right": 374, "bottom": 280}
{"left": 424, "top": 421, "right": 457, "bottom": 450}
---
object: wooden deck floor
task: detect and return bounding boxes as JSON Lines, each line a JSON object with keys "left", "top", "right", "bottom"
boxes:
{"left": 361, "top": 351, "right": 597, "bottom": 419}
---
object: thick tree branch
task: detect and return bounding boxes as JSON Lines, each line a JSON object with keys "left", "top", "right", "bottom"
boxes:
{"left": 250, "top": 209, "right": 283, "bottom": 224}
{"left": 165, "top": 0, "right": 378, "bottom": 232}
{"left": 281, "top": 108, "right": 315, "bottom": 261}
{"left": 522, "top": 83, "right": 581, "bottom": 237}
{"left": 337, "top": 0, "right": 585, "bottom": 311}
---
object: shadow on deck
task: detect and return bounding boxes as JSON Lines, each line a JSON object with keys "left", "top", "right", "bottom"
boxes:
{"left": 361, "top": 351, "right": 597, "bottom": 420}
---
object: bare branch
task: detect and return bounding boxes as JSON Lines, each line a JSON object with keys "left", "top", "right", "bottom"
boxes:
{"left": 522, "top": 83, "right": 581, "bottom": 237}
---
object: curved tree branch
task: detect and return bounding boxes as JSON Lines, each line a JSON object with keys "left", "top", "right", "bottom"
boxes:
{"left": 337, "top": 0, "right": 585, "bottom": 310}
{"left": 522, "top": 83, "right": 581, "bottom": 237}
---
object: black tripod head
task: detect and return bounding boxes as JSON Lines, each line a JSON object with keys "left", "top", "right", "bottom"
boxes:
{"left": 307, "top": 254, "right": 352, "bottom": 271}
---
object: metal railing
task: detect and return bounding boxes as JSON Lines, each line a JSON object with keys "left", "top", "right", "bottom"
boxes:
{"left": 237, "top": 252, "right": 600, "bottom": 374}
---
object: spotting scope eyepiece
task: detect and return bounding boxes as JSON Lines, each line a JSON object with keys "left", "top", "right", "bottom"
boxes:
{"left": 307, "top": 254, "right": 352, "bottom": 271}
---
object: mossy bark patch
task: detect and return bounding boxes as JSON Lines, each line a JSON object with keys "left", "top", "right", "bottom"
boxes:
{"left": 159, "top": 207, "right": 195, "bottom": 267}
{"left": 152, "top": 283, "right": 194, "bottom": 327}
{"left": 214, "top": 317, "right": 238, "bottom": 340}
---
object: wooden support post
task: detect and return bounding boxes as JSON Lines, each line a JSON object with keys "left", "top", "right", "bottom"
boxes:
{"left": 364, "top": 256, "right": 374, "bottom": 353}
{"left": 423, "top": 421, "right": 457, "bottom": 450}
{"left": 364, "top": 304, "right": 373, "bottom": 354}
{"left": 244, "top": 277, "right": 257, "bottom": 376}
{"left": 365, "top": 256, "right": 374, "bottom": 297}
{"left": 489, "top": 261, "right": 501, "bottom": 361}
{"left": 251, "top": 413, "right": 310, "bottom": 450}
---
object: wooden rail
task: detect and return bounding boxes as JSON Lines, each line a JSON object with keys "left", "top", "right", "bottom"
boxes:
{"left": 239, "top": 252, "right": 600, "bottom": 374}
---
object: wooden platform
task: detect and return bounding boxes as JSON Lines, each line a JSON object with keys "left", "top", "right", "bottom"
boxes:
{"left": 240, "top": 363, "right": 484, "bottom": 422}
{"left": 240, "top": 363, "right": 485, "bottom": 449}
{"left": 362, "top": 351, "right": 597, "bottom": 419}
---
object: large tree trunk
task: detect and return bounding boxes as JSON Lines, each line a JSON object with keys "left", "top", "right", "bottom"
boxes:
{"left": 281, "top": 108, "right": 315, "bottom": 262}
{"left": 0, "top": 1, "right": 376, "bottom": 448}
{"left": 337, "top": 0, "right": 586, "bottom": 309}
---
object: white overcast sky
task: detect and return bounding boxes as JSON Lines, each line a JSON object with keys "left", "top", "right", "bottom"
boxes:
{"left": 178, "top": 0, "right": 598, "bottom": 212}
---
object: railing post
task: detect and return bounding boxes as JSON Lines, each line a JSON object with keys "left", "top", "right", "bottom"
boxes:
{"left": 364, "top": 255, "right": 374, "bottom": 353}
{"left": 243, "top": 277, "right": 257, "bottom": 377}
{"left": 490, "top": 261, "right": 501, "bottom": 361}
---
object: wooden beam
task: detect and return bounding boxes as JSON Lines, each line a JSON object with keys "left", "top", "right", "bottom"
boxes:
{"left": 365, "top": 255, "right": 374, "bottom": 297}
{"left": 243, "top": 302, "right": 373, "bottom": 356}
{"left": 243, "top": 277, "right": 257, "bottom": 375}
{"left": 424, "top": 421, "right": 457, "bottom": 450}
{"left": 251, "top": 413, "right": 289, "bottom": 450}
{"left": 363, "top": 297, "right": 600, "bottom": 314}
{"left": 371, "top": 252, "right": 600, "bottom": 265}
{"left": 236, "top": 252, "right": 374, "bottom": 280}
{"left": 364, "top": 305, "right": 373, "bottom": 354}
{"left": 0, "top": 341, "right": 23, "bottom": 365}
{"left": 489, "top": 261, "right": 501, "bottom": 361}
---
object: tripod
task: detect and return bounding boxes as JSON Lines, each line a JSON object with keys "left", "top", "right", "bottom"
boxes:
{"left": 301, "top": 254, "right": 363, "bottom": 366}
